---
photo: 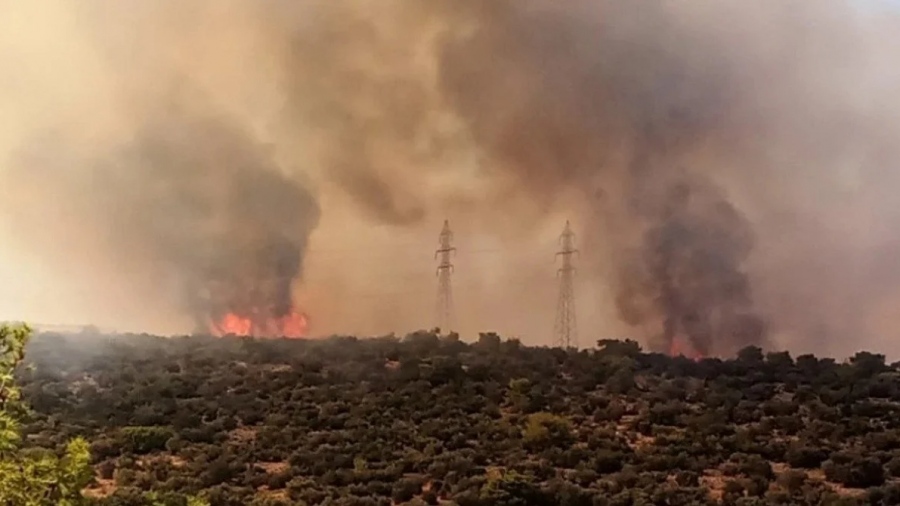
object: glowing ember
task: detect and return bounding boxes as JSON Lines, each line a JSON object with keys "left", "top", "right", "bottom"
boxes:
{"left": 669, "top": 336, "right": 704, "bottom": 361}
{"left": 210, "top": 307, "right": 309, "bottom": 339}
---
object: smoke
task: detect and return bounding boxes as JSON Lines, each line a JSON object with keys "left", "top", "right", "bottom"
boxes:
{"left": 107, "top": 106, "right": 320, "bottom": 331}
{"left": 4, "top": 95, "right": 319, "bottom": 334}
{"left": 615, "top": 173, "right": 762, "bottom": 356}
{"left": 278, "top": 0, "right": 900, "bottom": 356}
{"left": 2, "top": 1, "right": 900, "bottom": 356}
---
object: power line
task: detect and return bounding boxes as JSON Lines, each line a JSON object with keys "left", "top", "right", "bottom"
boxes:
{"left": 303, "top": 247, "right": 511, "bottom": 259}
{"left": 435, "top": 220, "right": 456, "bottom": 332}
{"left": 299, "top": 268, "right": 606, "bottom": 299}
{"left": 554, "top": 221, "right": 579, "bottom": 349}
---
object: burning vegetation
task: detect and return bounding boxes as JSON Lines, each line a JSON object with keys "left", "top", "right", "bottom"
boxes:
{"left": 669, "top": 336, "right": 704, "bottom": 361}
{"left": 210, "top": 308, "right": 309, "bottom": 338}
{"left": 128, "top": 111, "right": 320, "bottom": 339}
{"left": 4, "top": 107, "right": 321, "bottom": 340}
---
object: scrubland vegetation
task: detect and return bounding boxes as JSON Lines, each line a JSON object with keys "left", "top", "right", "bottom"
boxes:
{"left": 8, "top": 327, "right": 900, "bottom": 505}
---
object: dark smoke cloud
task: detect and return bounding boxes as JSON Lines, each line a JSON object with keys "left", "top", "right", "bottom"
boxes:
{"left": 278, "top": 0, "right": 900, "bottom": 355}
{"left": 430, "top": 0, "right": 765, "bottom": 355}
{"left": 616, "top": 172, "right": 763, "bottom": 356}
{"left": 116, "top": 108, "right": 320, "bottom": 330}
{"left": 279, "top": 0, "right": 781, "bottom": 354}
{"left": 3, "top": 99, "right": 319, "bottom": 334}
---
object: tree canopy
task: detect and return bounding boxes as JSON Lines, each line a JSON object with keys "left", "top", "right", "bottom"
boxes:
{"left": 0, "top": 324, "right": 92, "bottom": 505}
{"left": 13, "top": 330, "right": 900, "bottom": 505}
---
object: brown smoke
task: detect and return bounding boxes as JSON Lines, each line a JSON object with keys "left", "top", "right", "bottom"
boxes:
{"left": 278, "top": 0, "right": 900, "bottom": 356}
{"left": 3, "top": 94, "right": 319, "bottom": 334}
{"left": 2, "top": 1, "right": 900, "bottom": 357}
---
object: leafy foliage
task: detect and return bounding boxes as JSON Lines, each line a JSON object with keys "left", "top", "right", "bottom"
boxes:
{"left": 17, "top": 331, "right": 900, "bottom": 505}
{"left": 0, "top": 324, "right": 92, "bottom": 505}
{"left": 0, "top": 325, "right": 207, "bottom": 506}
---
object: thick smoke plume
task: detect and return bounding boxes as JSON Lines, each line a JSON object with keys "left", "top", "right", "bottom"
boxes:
{"left": 281, "top": 0, "right": 900, "bottom": 356}
{"left": 616, "top": 173, "right": 762, "bottom": 356}
{"left": 279, "top": 0, "right": 899, "bottom": 356}
{"left": 102, "top": 107, "right": 321, "bottom": 333}
{"left": 2, "top": 95, "right": 319, "bottom": 335}
{"left": 2, "top": 1, "right": 900, "bottom": 356}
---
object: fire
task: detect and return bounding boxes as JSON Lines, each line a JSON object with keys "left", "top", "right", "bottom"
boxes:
{"left": 217, "top": 313, "right": 253, "bottom": 336}
{"left": 669, "top": 336, "right": 704, "bottom": 361}
{"left": 210, "top": 307, "right": 309, "bottom": 339}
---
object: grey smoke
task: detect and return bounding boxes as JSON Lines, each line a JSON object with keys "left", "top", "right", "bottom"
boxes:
{"left": 278, "top": 0, "right": 900, "bottom": 355}
{"left": 2, "top": 1, "right": 900, "bottom": 356}
{"left": 4, "top": 99, "right": 319, "bottom": 334}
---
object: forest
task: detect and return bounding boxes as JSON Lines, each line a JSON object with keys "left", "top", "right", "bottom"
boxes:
{"left": 8, "top": 328, "right": 900, "bottom": 505}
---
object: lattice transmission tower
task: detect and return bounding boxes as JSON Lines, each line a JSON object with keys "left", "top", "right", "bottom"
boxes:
{"left": 554, "top": 221, "right": 579, "bottom": 349}
{"left": 435, "top": 220, "right": 456, "bottom": 332}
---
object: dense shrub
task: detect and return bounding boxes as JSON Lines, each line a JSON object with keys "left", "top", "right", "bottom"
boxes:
{"left": 14, "top": 333, "right": 900, "bottom": 505}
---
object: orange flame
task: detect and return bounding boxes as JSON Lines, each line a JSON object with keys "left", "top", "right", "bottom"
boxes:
{"left": 275, "top": 309, "right": 309, "bottom": 338}
{"left": 217, "top": 313, "right": 253, "bottom": 336}
{"left": 669, "top": 336, "right": 704, "bottom": 361}
{"left": 211, "top": 307, "right": 309, "bottom": 339}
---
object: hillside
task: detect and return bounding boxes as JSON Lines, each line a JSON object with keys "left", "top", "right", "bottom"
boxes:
{"left": 17, "top": 331, "right": 900, "bottom": 506}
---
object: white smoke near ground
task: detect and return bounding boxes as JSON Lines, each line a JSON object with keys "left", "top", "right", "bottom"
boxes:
{"left": 1, "top": 1, "right": 900, "bottom": 358}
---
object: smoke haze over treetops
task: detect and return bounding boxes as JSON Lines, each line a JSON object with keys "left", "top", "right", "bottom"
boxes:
{"left": 1, "top": 1, "right": 900, "bottom": 357}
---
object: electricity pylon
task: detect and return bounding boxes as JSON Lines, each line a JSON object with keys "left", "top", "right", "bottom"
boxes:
{"left": 554, "top": 221, "right": 578, "bottom": 349}
{"left": 435, "top": 220, "right": 456, "bottom": 332}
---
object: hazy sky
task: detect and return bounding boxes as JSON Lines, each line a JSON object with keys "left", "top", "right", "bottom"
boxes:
{"left": 4, "top": 1, "right": 900, "bottom": 361}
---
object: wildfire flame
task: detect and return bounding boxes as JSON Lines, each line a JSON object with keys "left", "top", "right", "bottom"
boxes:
{"left": 669, "top": 336, "right": 704, "bottom": 361}
{"left": 210, "top": 307, "right": 309, "bottom": 339}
